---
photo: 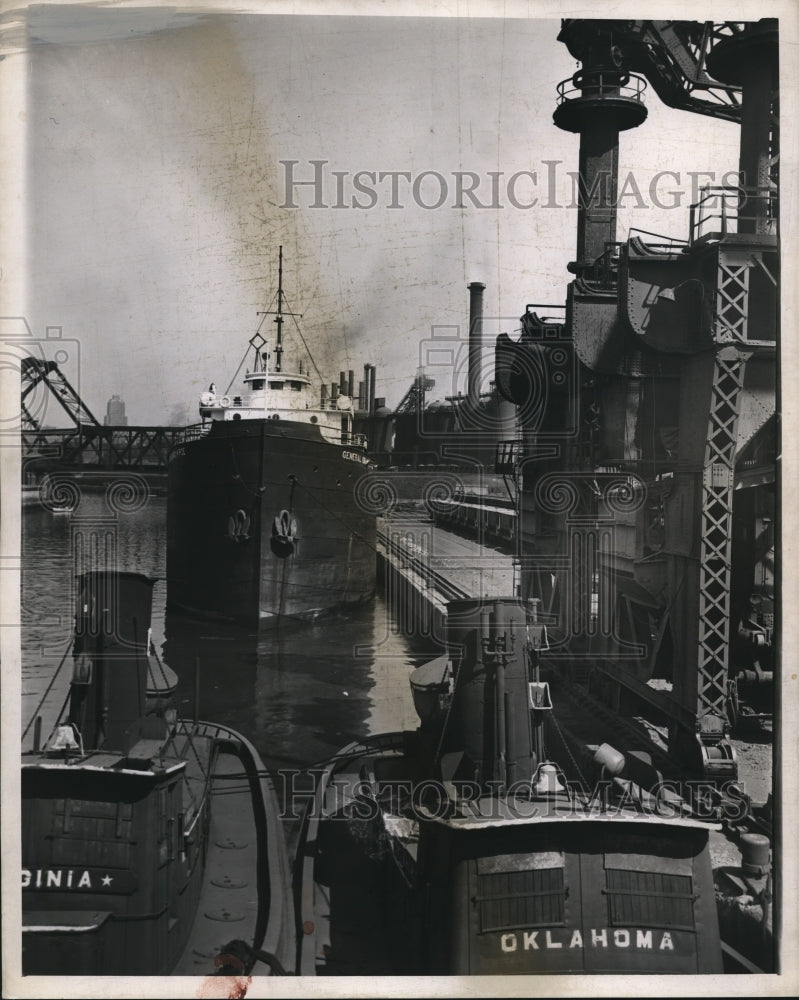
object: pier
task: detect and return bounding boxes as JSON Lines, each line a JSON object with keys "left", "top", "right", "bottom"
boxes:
{"left": 377, "top": 511, "right": 516, "bottom": 646}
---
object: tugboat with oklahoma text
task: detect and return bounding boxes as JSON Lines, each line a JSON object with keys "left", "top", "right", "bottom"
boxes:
{"left": 296, "top": 598, "right": 772, "bottom": 976}
{"left": 167, "top": 247, "right": 377, "bottom": 626}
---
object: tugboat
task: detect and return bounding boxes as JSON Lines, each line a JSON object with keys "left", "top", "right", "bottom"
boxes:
{"left": 296, "top": 597, "right": 769, "bottom": 976}
{"left": 167, "top": 247, "right": 377, "bottom": 626}
{"left": 21, "top": 571, "right": 296, "bottom": 977}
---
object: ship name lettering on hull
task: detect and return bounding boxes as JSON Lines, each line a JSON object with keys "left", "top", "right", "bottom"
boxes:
{"left": 22, "top": 867, "right": 137, "bottom": 892}
{"left": 341, "top": 450, "right": 372, "bottom": 465}
{"left": 499, "top": 928, "right": 675, "bottom": 952}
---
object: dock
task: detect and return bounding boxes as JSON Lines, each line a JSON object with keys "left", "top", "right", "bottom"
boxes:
{"left": 376, "top": 512, "right": 517, "bottom": 644}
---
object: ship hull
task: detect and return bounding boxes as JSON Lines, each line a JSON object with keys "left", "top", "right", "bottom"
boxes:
{"left": 167, "top": 419, "right": 376, "bottom": 624}
{"left": 296, "top": 735, "right": 726, "bottom": 977}
{"left": 22, "top": 732, "right": 215, "bottom": 976}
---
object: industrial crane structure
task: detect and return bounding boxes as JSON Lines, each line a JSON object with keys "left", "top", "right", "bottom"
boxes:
{"left": 20, "top": 356, "right": 102, "bottom": 433}
{"left": 495, "top": 19, "right": 778, "bottom": 778}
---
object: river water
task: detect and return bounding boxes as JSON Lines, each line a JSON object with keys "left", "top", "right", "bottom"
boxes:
{"left": 21, "top": 491, "right": 432, "bottom": 781}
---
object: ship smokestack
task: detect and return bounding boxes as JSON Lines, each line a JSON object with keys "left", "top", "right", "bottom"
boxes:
{"left": 348, "top": 369, "right": 354, "bottom": 398}
{"left": 68, "top": 572, "right": 156, "bottom": 754}
{"left": 321, "top": 384, "right": 328, "bottom": 407}
{"left": 364, "top": 363, "right": 376, "bottom": 415}
{"left": 444, "top": 598, "right": 545, "bottom": 788}
{"left": 467, "top": 281, "right": 485, "bottom": 408}
{"left": 339, "top": 371, "right": 347, "bottom": 396}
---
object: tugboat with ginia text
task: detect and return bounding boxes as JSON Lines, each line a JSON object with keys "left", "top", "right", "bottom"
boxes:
{"left": 21, "top": 570, "right": 296, "bottom": 976}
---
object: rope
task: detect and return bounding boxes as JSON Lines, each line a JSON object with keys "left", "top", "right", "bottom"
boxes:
{"left": 224, "top": 290, "right": 278, "bottom": 395}
{"left": 286, "top": 303, "right": 325, "bottom": 384}
{"left": 22, "top": 638, "right": 74, "bottom": 740}
{"left": 289, "top": 477, "right": 381, "bottom": 556}
{"left": 433, "top": 657, "right": 459, "bottom": 766}
{"left": 276, "top": 476, "right": 297, "bottom": 623}
{"left": 42, "top": 688, "right": 74, "bottom": 749}
{"left": 547, "top": 710, "right": 588, "bottom": 787}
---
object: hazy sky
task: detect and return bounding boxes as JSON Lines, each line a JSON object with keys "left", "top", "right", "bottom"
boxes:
{"left": 15, "top": 4, "right": 742, "bottom": 423}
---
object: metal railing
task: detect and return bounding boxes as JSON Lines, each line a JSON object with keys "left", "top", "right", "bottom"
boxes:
{"left": 628, "top": 228, "right": 688, "bottom": 252}
{"left": 180, "top": 420, "right": 367, "bottom": 450}
{"left": 377, "top": 525, "right": 471, "bottom": 604}
{"left": 689, "top": 185, "right": 778, "bottom": 243}
{"left": 556, "top": 70, "right": 647, "bottom": 107}
{"left": 342, "top": 431, "right": 368, "bottom": 449}
{"left": 179, "top": 423, "right": 211, "bottom": 444}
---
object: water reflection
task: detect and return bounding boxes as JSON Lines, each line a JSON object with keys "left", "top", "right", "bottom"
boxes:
{"left": 164, "top": 596, "right": 425, "bottom": 774}
{"left": 23, "top": 492, "right": 431, "bottom": 776}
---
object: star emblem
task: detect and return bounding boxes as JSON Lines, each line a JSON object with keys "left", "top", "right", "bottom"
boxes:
{"left": 101, "top": 875, "right": 113, "bottom": 886}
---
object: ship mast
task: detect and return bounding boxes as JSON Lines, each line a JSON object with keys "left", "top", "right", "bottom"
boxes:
{"left": 257, "top": 246, "right": 302, "bottom": 375}
{"left": 274, "top": 246, "right": 285, "bottom": 372}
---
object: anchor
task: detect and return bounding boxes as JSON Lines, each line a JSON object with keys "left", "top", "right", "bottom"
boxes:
{"left": 270, "top": 509, "right": 298, "bottom": 558}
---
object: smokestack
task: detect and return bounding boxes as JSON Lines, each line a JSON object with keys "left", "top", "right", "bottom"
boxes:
{"left": 339, "top": 371, "right": 347, "bottom": 396}
{"left": 467, "top": 281, "right": 485, "bottom": 408}
{"left": 369, "top": 365, "right": 376, "bottom": 415}
{"left": 358, "top": 380, "right": 365, "bottom": 410}
{"left": 321, "top": 384, "right": 328, "bottom": 407}
{"left": 331, "top": 382, "right": 339, "bottom": 401}
{"left": 347, "top": 369, "right": 354, "bottom": 398}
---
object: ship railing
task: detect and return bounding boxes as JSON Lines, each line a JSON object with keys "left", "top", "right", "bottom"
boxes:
{"left": 177, "top": 423, "right": 212, "bottom": 444}
{"left": 319, "top": 398, "right": 357, "bottom": 412}
{"left": 689, "top": 184, "right": 778, "bottom": 243}
{"left": 205, "top": 392, "right": 293, "bottom": 409}
{"left": 343, "top": 431, "right": 368, "bottom": 449}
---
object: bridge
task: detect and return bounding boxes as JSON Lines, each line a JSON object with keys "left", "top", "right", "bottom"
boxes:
{"left": 20, "top": 354, "right": 183, "bottom": 474}
{"left": 23, "top": 425, "right": 184, "bottom": 473}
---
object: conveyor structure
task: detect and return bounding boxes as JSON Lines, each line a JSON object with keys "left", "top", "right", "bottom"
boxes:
{"left": 495, "top": 19, "right": 778, "bottom": 778}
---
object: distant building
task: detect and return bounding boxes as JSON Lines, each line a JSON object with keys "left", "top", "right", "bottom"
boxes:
{"left": 105, "top": 394, "right": 128, "bottom": 426}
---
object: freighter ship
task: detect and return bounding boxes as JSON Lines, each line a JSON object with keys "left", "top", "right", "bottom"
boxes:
{"left": 167, "top": 248, "right": 377, "bottom": 625}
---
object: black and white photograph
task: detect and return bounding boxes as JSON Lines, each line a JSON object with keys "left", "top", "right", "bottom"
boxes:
{"left": 1, "top": 1, "right": 794, "bottom": 996}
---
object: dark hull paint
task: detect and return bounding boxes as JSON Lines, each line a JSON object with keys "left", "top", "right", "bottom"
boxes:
{"left": 21, "top": 733, "right": 215, "bottom": 976}
{"left": 297, "top": 737, "right": 726, "bottom": 977}
{"left": 22, "top": 721, "right": 297, "bottom": 977}
{"left": 167, "top": 419, "right": 376, "bottom": 624}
